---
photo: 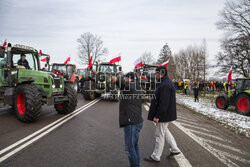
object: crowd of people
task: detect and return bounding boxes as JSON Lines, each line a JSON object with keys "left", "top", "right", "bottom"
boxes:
{"left": 173, "top": 80, "right": 235, "bottom": 92}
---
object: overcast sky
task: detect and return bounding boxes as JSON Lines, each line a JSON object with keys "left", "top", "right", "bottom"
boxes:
{"left": 0, "top": 0, "right": 226, "bottom": 72}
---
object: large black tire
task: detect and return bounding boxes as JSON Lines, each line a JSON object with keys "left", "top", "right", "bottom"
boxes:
{"left": 235, "top": 94, "right": 250, "bottom": 116}
{"left": 215, "top": 96, "right": 229, "bottom": 110}
{"left": 82, "top": 80, "right": 96, "bottom": 100}
{"left": 15, "top": 84, "right": 42, "bottom": 122}
{"left": 55, "top": 84, "right": 78, "bottom": 114}
{"left": 73, "top": 78, "right": 79, "bottom": 93}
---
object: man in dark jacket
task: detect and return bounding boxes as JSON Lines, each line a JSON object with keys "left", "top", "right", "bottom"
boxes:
{"left": 111, "top": 72, "right": 143, "bottom": 167}
{"left": 17, "top": 54, "right": 30, "bottom": 69}
{"left": 144, "top": 66, "right": 181, "bottom": 163}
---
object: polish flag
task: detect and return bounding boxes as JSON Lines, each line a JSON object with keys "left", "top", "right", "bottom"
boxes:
{"left": 41, "top": 56, "right": 50, "bottom": 62}
{"left": 160, "top": 59, "right": 169, "bottom": 67}
{"left": 228, "top": 67, "right": 232, "bottom": 81}
{"left": 2, "top": 39, "right": 7, "bottom": 47}
{"left": 87, "top": 56, "right": 93, "bottom": 69}
{"left": 134, "top": 58, "right": 143, "bottom": 68}
{"left": 109, "top": 53, "right": 121, "bottom": 64}
{"left": 64, "top": 57, "right": 71, "bottom": 64}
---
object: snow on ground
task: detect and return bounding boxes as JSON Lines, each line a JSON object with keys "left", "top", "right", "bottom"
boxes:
{"left": 176, "top": 93, "right": 250, "bottom": 138}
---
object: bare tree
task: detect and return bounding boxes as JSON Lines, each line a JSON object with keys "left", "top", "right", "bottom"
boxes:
{"left": 141, "top": 51, "right": 155, "bottom": 64}
{"left": 174, "top": 41, "right": 209, "bottom": 81}
{"left": 77, "top": 32, "right": 108, "bottom": 65}
{"left": 216, "top": 0, "right": 250, "bottom": 77}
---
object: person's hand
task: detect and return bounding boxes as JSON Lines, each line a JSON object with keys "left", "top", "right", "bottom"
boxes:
{"left": 153, "top": 117, "right": 159, "bottom": 124}
{"left": 110, "top": 75, "right": 117, "bottom": 83}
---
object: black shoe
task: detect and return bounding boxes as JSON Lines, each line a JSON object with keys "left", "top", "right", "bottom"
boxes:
{"left": 167, "top": 152, "right": 181, "bottom": 159}
{"left": 144, "top": 156, "right": 160, "bottom": 163}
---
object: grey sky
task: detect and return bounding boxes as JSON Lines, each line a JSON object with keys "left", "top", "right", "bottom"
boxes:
{"left": 0, "top": 0, "right": 226, "bottom": 72}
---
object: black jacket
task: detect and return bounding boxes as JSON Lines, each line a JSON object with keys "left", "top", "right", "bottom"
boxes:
{"left": 17, "top": 59, "right": 30, "bottom": 69}
{"left": 116, "top": 76, "right": 143, "bottom": 127}
{"left": 148, "top": 76, "right": 177, "bottom": 122}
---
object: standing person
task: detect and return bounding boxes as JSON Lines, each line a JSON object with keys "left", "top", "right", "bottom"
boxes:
{"left": 193, "top": 81, "right": 199, "bottom": 102}
{"left": 144, "top": 66, "right": 181, "bottom": 163}
{"left": 17, "top": 54, "right": 30, "bottom": 69}
{"left": 111, "top": 72, "right": 143, "bottom": 167}
{"left": 184, "top": 82, "right": 188, "bottom": 95}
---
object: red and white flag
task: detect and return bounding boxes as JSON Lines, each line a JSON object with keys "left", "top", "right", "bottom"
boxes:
{"left": 87, "top": 56, "right": 93, "bottom": 69}
{"left": 134, "top": 58, "right": 143, "bottom": 68}
{"left": 160, "top": 59, "right": 169, "bottom": 67}
{"left": 2, "top": 39, "right": 7, "bottom": 47}
{"left": 41, "top": 56, "right": 50, "bottom": 62}
{"left": 109, "top": 53, "right": 121, "bottom": 64}
{"left": 64, "top": 57, "right": 71, "bottom": 64}
{"left": 228, "top": 67, "right": 232, "bottom": 81}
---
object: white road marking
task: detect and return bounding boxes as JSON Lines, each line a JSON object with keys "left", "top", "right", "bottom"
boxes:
{"left": 177, "top": 119, "right": 210, "bottom": 129}
{"left": 174, "top": 153, "right": 192, "bottom": 167}
{"left": 0, "top": 99, "right": 101, "bottom": 162}
{"left": 202, "top": 138, "right": 248, "bottom": 155}
{"left": 173, "top": 122, "right": 240, "bottom": 167}
{"left": 179, "top": 122, "right": 211, "bottom": 133}
{"left": 188, "top": 129, "right": 232, "bottom": 143}
{"left": 143, "top": 105, "right": 192, "bottom": 167}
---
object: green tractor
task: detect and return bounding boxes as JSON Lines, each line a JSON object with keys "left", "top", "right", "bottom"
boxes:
{"left": 82, "top": 62, "right": 122, "bottom": 101}
{"left": 215, "top": 78, "right": 250, "bottom": 116}
{"left": 0, "top": 43, "right": 77, "bottom": 122}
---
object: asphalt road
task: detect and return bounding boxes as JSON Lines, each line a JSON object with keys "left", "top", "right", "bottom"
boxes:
{"left": 0, "top": 93, "right": 249, "bottom": 167}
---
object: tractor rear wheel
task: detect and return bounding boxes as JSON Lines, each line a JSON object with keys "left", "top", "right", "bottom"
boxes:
{"left": 236, "top": 94, "right": 250, "bottom": 116}
{"left": 15, "top": 84, "right": 42, "bottom": 122}
{"left": 215, "top": 96, "right": 229, "bottom": 110}
{"left": 55, "top": 84, "right": 77, "bottom": 114}
{"left": 82, "top": 80, "right": 96, "bottom": 100}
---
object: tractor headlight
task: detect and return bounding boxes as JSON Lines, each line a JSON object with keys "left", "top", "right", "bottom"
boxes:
{"left": 60, "top": 84, "right": 62, "bottom": 88}
{"left": 52, "top": 85, "right": 55, "bottom": 88}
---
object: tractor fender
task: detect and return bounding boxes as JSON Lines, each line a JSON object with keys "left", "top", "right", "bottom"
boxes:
{"left": 236, "top": 92, "right": 250, "bottom": 99}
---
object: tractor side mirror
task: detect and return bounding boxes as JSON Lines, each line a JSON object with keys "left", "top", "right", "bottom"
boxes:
{"left": 0, "top": 47, "right": 5, "bottom": 58}
{"left": 119, "top": 66, "right": 122, "bottom": 71}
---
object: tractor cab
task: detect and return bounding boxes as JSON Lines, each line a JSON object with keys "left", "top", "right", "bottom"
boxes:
{"left": 134, "top": 64, "right": 158, "bottom": 95}
{"left": 51, "top": 63, "right": 79, "bottom": 92}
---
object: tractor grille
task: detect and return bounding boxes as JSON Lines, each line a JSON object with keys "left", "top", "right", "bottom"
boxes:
{"left": 54, "top": 78, "right": 61, "bottom": 88}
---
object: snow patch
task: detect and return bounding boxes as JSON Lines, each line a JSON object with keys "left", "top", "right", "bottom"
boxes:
{"left": 176, "top": 94, "right": 250, "bottom": 138}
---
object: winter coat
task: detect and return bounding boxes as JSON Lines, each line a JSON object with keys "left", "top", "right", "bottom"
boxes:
{"left": 116, "top": 76, "right": 143, "bottom": 127}
{"left": 17, "top": 59, "right": 30, "bottom": 69}
{"left": 148, "top": 76, "right": 177, "bottom": 122}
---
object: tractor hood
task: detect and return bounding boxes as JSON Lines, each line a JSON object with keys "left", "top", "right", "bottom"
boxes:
{"left": 17, "top": 69, "right": 64, "bottom": 97}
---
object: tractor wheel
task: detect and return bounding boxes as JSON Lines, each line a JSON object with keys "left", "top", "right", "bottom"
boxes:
{"left": 215, "top": 96, "right": 229, "bottom": 110}
{"left": 94, "top": 92, "right": 102, "bottom": 98}
{"left": 73, "top": 78, "right": 79, "bottom": 93}
{"left": 15, "top": 84, "right": 42, "bottom": 122}
{"left": 236, "top": 94, "right": 250, "bottom": 116}
{"left": 82, "top": 80, "right": 96, "bottom": 100}
{"left": 55, "top": 84, "right": 77, "bottom": 114}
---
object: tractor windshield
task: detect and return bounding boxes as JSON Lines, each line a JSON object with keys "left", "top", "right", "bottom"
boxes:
{"left": 0, "top": 53, "right": 7, "bottom": 68}
{"left": 99, "top": 65, "right": 114, "bottom": 73}
{"left": 77, "top": 69, "right": 87, "bottom": 76}
{"left": 236, "top": 80, "right": 244, "bottom": 90}
{"left": 52, "top": 65, "right": 67, "bottom": 74}
{"left": 12, "top": 53, "right": 37, "bottom": 70}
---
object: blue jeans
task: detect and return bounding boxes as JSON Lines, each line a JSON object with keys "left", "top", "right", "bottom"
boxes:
{"left": 124, "top": 122, "right": 143, "bottom": 167}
